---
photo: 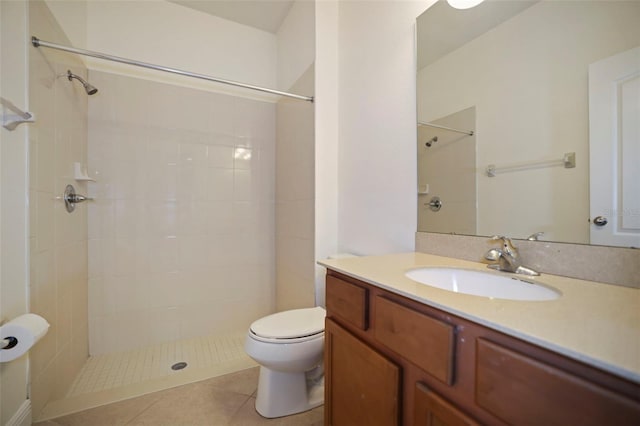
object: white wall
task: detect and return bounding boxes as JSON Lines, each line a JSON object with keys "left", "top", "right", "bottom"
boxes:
{"left": 85, "top": 1, "right": 277, "bottom": 94}
{"left": 336, "top": 0, "right": 432, "bottom": 255}
{"left": 277, "top": 0, "right": 315, "bottom": 92}
{"left": 0, "top": 2, "right": 31, "bottom": 425}
{"left": 314, "top": 0, "right": 339, "bottom": 305}
{"left": 46, "top": 0, "right": 279, "bottom": 99}
{"left": 44, "top": 0, "right": 87, "bottom": 47}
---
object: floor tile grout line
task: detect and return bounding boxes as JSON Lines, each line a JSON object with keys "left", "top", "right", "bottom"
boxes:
{"left": 121, "top": 392, "right": 168, "bottom": 426}
{"left": 228, "top": 394, "right": 256, "bottom": 425}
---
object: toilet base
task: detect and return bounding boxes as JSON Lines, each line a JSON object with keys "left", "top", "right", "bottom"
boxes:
{"left": 254, "top": 366, "right": 324, "bottom": 418}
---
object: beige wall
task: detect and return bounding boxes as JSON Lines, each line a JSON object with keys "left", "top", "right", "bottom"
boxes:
{"left": 87, "top": 71, "right": 276, "bottom": 355}
{"left": 417, "top": 107, "right": 476, "bottom": 235}
{"left": 276, "top": 67, "right": 315, "bottom": 311}
{"left": 1, "top": 1, "right": 31, "bottom": 424}
{"left": 274, "top": 1, "right": 316, "bottom": 311}
{"left": 28, "top": 0, "right": 90, "bottom": 419}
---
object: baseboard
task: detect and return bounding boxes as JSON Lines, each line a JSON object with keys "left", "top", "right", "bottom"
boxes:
{"left": 6, "top": 399, "right": 31, "bottom": 426}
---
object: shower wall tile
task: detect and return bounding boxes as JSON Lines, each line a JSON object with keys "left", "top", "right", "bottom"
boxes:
{"left": 87, "top": 70, "right": 276, "bottom": 355}
{"left": 208, "top": 168, "right": 235, "bottom": 201}
{"left": 208, "top": 145, "right": 235, "bottom": 168}
{"left": 28, "top": 0, "right": 90, "bottom": 418}
{"left": 88, "top": 278, "right": 104, "bottom": 316}
{"left": 177, "top": 201, "right": 210, "bottom": 235}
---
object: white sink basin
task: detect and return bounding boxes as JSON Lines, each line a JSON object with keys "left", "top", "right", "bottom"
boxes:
{"left": 405, "top": 267, "right": 560, "bottom": 301}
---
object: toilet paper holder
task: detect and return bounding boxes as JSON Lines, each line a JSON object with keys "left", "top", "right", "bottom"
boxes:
{"left": 0, "top": 313, "right": 50, "bottom": 362}
{"left": 1, "top": 336, "right": 18, "bottom": 349}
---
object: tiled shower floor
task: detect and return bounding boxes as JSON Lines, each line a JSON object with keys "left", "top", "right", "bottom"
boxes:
{"left": 37, "top": 333, "right": 257, "bottom": 421}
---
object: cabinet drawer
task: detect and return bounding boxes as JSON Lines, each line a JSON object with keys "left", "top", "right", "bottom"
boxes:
{"left": 374, "top": 296, "right": 455, "bottom": 384}
{"left": 476, "top": 339, "right": 640, "bottom": 426}
{"left": 326, "top": 275, "right": 369, "bottom": 330}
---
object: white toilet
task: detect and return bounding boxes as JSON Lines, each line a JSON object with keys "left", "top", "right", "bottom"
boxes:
{"left": 244, "top": 253, "right": 356, "bottom": 418}
{"left": 244, "top": 306, "right": 326, "bottom": 418}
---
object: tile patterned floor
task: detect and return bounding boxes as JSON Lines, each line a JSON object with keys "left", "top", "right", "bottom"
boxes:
{"left": 68, "top": 334, "right": 249, "bottom": 396}
{"left": 34, "top": 367, "right": 324, "bottom": 426}
{"left": 37, "top": 334, "right": 258, "bottom": 421}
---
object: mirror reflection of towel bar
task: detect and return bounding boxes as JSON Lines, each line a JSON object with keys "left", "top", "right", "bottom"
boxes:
{"left": 418, "top": 121, "right": 474, "bottom": 136}
{"left": 486, "top": 152, "right": 575, "bottom": 177}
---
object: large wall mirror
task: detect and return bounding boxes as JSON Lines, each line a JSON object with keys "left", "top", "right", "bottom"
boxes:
{"left": 416, "top": 0, "right": 640, "bottom": 248}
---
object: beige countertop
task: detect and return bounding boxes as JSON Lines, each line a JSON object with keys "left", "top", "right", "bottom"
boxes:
{"left": 318, "top": 252, "right": 640, "bottom": 384}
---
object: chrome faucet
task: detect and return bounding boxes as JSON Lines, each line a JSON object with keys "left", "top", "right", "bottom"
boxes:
{"left": 484, "top": 236, "right": 540, "bottom": 276}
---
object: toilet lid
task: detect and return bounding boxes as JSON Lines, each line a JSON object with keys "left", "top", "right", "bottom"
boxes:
{"left": 250, "top": 307, "right": 326, "bottom": 339}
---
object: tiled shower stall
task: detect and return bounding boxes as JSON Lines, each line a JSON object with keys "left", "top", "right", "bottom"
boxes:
{"left": 87, "top": 71, "right": 276, "bottom": 355}
{"left": 26, "top": 0, "right": 315, "bottom": 421}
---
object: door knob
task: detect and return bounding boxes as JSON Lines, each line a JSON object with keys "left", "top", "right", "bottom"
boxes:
{"left": 592, "top": 216, "right": 608, "bottom": 227}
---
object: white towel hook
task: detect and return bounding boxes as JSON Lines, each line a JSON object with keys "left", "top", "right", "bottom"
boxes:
{"left": 1, "top": 97, "right": 35, "bottom": 131}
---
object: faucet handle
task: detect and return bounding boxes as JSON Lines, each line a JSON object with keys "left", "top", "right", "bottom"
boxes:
{"left": 527, "top": 232, "right": 544, "bottom": 241}
{"left": 490, "top": 235, "right": 518, "bottom": 256}
{"left": 491, "top": 235, "right": 511, "bottom": 246}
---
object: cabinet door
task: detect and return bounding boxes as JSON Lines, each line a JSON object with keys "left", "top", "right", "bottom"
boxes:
{"left": 325, "top": 318, "right": 400, "bottom": 426}
{"left": 415, "top": 383, "right": 479, "bottom": 426}
{"left": 476, "top": 339, "right": 640, "bottom": 425}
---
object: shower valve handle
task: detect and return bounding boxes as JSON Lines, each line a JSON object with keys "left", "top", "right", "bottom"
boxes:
{"left": 67, "top": 193, "right": 91, "bottom": 203}
{"left": 63, "top": 184, "right": 93, "bottom": 213}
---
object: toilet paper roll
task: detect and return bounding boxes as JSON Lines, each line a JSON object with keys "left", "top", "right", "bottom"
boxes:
{"left": 0, "top": 313, "right": 50, "bottom": 363}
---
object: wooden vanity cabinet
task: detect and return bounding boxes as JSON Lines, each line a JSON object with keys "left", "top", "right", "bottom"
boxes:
{"left": 375, "top": 296, "right": 455, "bottom": 385}
{"left": 475, "top": 339, "right": 640, "bottom": 425}
{"left": 415, "top": 383, "right": 479, "bottom": 426}
{"left": 324, "top": 269, "right": 640, "bottom": 426}
{"left": 325, "top": 318, "right": 400, "bottom": 426}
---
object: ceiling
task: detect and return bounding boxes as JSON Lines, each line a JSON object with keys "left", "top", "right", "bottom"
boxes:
{"left": 168, "top": 0, "right": 295, "bottom": 34}
{"left": 417, "top": 0, "right": 538, "bottom": 70}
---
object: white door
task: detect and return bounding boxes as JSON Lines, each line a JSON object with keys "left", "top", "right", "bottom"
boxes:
{"left": 589, "top": 46, "right": 640, "bottom": 248}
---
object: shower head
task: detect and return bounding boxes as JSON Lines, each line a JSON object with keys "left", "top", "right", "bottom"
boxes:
{"left": 67, "top": 70, "right": 98, "bottom": 95}
{"left": 425, "top": 136, "right": 438, "bottom": 147}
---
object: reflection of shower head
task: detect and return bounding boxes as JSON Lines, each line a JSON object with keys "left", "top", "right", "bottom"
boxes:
{"left": 67, "top": 70, "right": 98, "bottom": 95}
{"left": 425, "top": 136, "right": 438, "bottom": 147}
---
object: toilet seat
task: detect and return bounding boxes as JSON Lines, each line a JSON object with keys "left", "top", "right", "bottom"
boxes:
{"left": 249, "top": 307, "right": 325, "bottom": 344}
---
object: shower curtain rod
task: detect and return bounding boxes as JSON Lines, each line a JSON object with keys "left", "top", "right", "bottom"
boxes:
{"left": 418, "top": 121, "right": 474, "bottom": 136}
{"left": 31, "top": 37, "right": 314, "bottom": 103}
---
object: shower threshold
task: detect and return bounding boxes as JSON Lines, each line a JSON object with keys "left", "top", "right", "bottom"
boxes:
{"left": 36, "top": 333, "right": 256, "bottom": 422}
